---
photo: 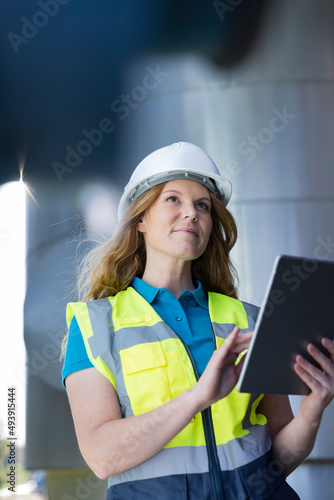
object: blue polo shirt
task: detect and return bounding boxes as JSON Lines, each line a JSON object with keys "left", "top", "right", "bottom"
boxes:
{"left": 62, "top": 278, "right": 214, "bottom": 387}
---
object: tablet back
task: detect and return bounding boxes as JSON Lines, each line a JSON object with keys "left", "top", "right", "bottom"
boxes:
{"left": 237, "top": 255, "right": 334, "bottom": 395}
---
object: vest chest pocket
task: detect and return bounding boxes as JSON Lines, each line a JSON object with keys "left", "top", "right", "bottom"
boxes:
{"left": 120, "top": 342, "right": 171, "bottom": 415}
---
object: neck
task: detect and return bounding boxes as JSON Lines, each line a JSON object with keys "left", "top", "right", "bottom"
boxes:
{"left": 141, "top": 261, "right": 195, "bottom": 298}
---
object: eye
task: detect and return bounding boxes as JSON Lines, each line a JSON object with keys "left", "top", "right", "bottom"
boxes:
{"left": 166, "top": 195, "right": 179, "bottom": 203}
{"left": 196, "top": 201, "right": 210, "bottom": 211}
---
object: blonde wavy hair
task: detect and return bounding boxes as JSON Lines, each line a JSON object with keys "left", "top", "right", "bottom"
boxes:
{"left": 61, "top": 182, "right": 238, "bottom": 358}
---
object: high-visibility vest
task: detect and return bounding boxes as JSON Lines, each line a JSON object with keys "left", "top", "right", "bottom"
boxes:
{"left": 66, "top": 287, "right": 294, "bottom": 500}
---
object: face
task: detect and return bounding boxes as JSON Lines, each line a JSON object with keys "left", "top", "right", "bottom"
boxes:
{"left": 137, "top": 179, "right": 213, "bottom": 265}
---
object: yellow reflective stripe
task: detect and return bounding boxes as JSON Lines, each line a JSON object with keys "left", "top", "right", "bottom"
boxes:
{"left": 66, "top": 302, "right": 117, "bottom": 391}
{"left": 208, "top": 292, "right": 249, "bottom": 329}
{"left": 111, "top": 287, "right": 162, "bottom": 331}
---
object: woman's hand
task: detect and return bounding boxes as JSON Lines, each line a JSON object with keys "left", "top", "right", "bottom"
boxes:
{"left": 294, "top": 337, "right": 334, "bottom": 425}
{"left": 191, "top": 326, "right": 252, "bottom": 412}
{"left": 267, "top": 337, "right": 334, "bottom": 476}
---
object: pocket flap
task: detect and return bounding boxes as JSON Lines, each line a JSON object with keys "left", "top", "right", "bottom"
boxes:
{"left": 118, "top": 314, "right": 153, "bottom": 326}
{"left": 120, "top": 341, "right": 167, "bottom": 375}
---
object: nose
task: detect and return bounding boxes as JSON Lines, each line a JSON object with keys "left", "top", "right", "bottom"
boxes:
{"left": 182, "top": 203, "right": 198, "bottom": 222}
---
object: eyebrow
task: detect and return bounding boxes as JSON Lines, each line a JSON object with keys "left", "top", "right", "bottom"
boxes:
{"left": 162, "top": 189, "right": 211, "bottom": 202}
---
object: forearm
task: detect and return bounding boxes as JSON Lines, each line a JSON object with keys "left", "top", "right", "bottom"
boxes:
{"left": 84, "top": 385, "right": 201, "bottom": 479}
{"left": 271, "top": 409, "right": 322, "bottom": 476}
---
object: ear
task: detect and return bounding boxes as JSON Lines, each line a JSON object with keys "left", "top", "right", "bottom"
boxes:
{"left": 136, "top": 218, "right": 146, "bottom": 233}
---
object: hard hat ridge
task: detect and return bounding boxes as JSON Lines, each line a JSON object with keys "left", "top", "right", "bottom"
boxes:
{"left": 117, "top": 142, "right": 232, "bottom": 220}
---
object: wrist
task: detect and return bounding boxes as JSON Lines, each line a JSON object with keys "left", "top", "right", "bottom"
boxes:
{"left": 186, "top": 384, "right": 209, "bottom": 415}
{"left": 298, "top": 404, "right": 323, "bottom": 430}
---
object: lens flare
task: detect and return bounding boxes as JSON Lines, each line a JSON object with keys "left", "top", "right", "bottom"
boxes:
{"left": 18, "top": 164, "right": 39, "bottom": 207}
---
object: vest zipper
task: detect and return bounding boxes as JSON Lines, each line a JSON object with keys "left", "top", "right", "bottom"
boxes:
{"left": 202, "top": 408, "right": 223, "bottom": 500}
{"left": 176, "top": 333, "right": 223, "bottom": 500}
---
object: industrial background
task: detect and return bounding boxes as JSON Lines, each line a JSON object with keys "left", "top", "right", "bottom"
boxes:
{"left": 0, "top": 0, "right": 334, "bottom": 498}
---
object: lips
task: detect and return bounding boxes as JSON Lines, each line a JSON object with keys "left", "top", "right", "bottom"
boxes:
{"left": 174, "top": 227, "right": 198, "bottom": 237}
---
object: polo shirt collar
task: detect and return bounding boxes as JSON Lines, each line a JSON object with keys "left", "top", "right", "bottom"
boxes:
{"left": 191, "top": 280, "right": 209, "bottom": 310}
{"left": 131, "top": 276, "right": 208, "bottom": 309}
{"left": 131, "top": 276, "right": 160, "bottom": 304}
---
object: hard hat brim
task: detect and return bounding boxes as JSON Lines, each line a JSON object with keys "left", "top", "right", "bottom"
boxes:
{"left": 118, "top": 169, "right": 232, "bottom": 220}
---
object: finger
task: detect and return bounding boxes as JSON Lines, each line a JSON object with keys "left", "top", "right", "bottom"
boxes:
{"left": 294, "top": 359, "right": 325, "bottom": 393}
{"left": 213, "top": 327, "right": 240, "bottom": 365}
{"left": 231, "top": 331, "right": 253, "bottom": 354}
{"left": 220, "top": 327, "right": 250, "bottom": 358}
{"left": 224, "top": 326, "right": 240, "bottom": 346}
{"left": 230, "top": 325, "right": 240, "bottom": 336}
{"left": 295, "top": 354, "right": 331, "bottom": 389}
{"left": 232, "top": 340, "right": 251, "bottom": 354}
{"left": 322, "top": 338, "right": 334, "bottom": 360}
{"left": 234, "top": 330, "right": 253, "bottom": 344}
{"left": 307, "top": 344, "right": 334, "bottom": 376}
{"left": 294, "top": 363, "right": 318, "bottom": 393}
{"left": 235, "top": 330, "right": 253, "bottom": 342}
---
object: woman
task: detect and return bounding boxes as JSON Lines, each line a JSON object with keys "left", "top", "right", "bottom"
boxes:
{"left": 62, "top": 142, "right": 334, "bottom": 500}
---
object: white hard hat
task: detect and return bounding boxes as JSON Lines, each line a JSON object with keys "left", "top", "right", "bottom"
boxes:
{"left": 117, "top": 142, "right": 232, "bottom": 220}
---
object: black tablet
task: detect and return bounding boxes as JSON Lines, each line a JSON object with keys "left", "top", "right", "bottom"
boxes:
{"left": 237, "top": 254, "right": 334, "bottom": 395}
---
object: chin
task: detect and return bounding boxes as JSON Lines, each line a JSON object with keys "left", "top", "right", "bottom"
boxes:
{"left": 174, "top": 247, "right": 205, "bottom": 261}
